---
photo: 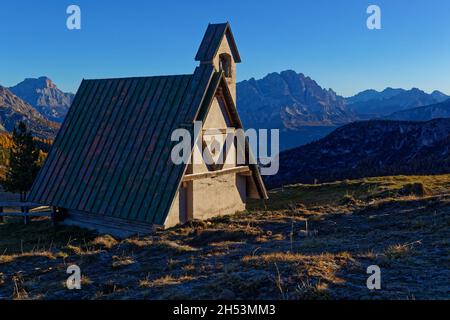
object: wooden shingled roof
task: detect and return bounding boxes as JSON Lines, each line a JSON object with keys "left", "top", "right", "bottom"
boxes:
{"left": 28, "top": 65, "right": 219, "bottom": 225}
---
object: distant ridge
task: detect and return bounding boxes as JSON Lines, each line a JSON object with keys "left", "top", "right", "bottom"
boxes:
{"left": 265, "top": 118, "right": 450, "bottom": 188}
{"left": 385, "top": 99, "right": 450, "bottom": 121}
{"left": 346, "top": 87, "right": 449, "bottom": 117}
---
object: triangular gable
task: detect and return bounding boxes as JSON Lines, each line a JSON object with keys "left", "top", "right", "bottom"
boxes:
{"left": 192, "top": 72, "right": 268, "bottom": 199}
{"left": 195, "top": 22, "right": 241, "bottom": 63}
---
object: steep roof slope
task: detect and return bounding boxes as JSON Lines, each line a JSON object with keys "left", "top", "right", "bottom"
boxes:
{"left": 28, "top": 65, "right": 217, "bottom": 225}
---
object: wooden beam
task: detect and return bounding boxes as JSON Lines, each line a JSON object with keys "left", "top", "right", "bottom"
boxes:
{"left": 0, "top": 202, "right": 45, "bottom": 207}
{"left": 0, "top": 212, "right": 51, "bottom": 217}
{"left": 182, "top": 166, "right": 250, "bottom": 182}
{"left": 202, "top": 128, "right": 235, "bottom": 134}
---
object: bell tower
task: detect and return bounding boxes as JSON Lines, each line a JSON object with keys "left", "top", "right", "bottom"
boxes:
{"left": 195, "top": 23, "right": 241, "bottom": 104}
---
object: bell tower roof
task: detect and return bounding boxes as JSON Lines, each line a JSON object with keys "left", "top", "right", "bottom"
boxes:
{"left": 195, "top": 22, "right": 241, "bottom": 63}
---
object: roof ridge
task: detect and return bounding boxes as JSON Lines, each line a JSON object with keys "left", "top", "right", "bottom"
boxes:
{"left": 83, "top": 74, "right": 193, "bottom": 81}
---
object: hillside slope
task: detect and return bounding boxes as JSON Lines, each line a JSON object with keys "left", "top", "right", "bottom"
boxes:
{"left": 0, "top": 175, "right": 448, "bottom": 299}
{"left": 0, "top": 86, "right": 59, "bottom": 138}
{"left": 384, "top": 99, "right": 450, "bottom": 121}
{"left": 266, "top": 118, "right": 450, "bottom": 188}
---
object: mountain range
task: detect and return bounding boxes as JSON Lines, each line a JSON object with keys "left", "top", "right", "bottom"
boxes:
{"left": 347, "top": 87, "right": 449, "bottom": 118}
{"left": 1, "top": 71, "right": 449, "bottom": 150}
{"left": 265, "top": 118, "right": 450, "bottom": 188}
{"left": 237, "top": 70, "right": 355, "bottom": 149}
{"left": 237, "top": 71, "right": 449, "bottom": 150}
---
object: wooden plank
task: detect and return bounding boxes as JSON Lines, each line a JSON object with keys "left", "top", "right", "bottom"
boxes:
{"left": 0, "top": 212, "right": 51, "bottom": 217}
{"left": 0, "top": 202, "right": 46, "bottom": 207}
{"left": 182, "top": 166, "right": 250, "bottom": 181}
{"left": 202, "top": 128, "right": 235, "bottom": 134}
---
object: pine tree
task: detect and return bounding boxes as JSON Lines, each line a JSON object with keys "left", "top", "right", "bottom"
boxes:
{"left": 1, "top": 122, "right": 40, "bottom": 201}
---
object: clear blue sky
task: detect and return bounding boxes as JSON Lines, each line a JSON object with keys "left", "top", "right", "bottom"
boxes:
{"left": 1, "top": 0, "right": 449, "bottom": 96}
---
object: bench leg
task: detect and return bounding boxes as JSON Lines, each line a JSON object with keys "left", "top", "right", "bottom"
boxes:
{"left": 51, "top": 206, "right": 59, "bottom": 227}
{"left": 23, "top": 206, "right": 30, "bottom": 224}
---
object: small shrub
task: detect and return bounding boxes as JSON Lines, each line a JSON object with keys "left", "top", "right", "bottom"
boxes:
{"left": 398, "top": 183, "right": 428, "bottom": 197}
{"left": 340, "top": 194, "right": 357, "bottom": 205}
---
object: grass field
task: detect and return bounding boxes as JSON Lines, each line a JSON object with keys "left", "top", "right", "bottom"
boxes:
{"left": 0, "top": 174, "right": 449, "bottom": 299}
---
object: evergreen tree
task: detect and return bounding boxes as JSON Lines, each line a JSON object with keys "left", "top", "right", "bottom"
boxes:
{"left": 1, "top": 122, "right": 40, "bottom": 201}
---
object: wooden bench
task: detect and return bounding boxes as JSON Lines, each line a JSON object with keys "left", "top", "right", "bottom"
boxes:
{"left": 0, "top": 202, "right": 51, "bottom": 224}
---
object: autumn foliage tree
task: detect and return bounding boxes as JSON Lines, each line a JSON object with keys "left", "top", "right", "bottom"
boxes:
{"left": 1, "top": 122, "right": 41, "bottom": 201}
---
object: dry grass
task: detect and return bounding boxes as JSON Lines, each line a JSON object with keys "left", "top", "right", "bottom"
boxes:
{"left": 158, "top": 240, "right": 198, "bottom": 252}
{"left": 384, "top": 241, "right": 419, "bottom": 261}
{"left": 90, "top": 235, "right": 118, "bottom": 249}
{"left": 242, "top": 251, "right": 355, "bottom": 290}
{"left": 242, "top": 252, "right": 307, "bottom": 263}
{"left": 0, "top": 250, "right": 67, "bottom": 265}
{"left": 121, "top": 238, "right": 153, "bottom": 248}
{"left": 0, "top": 174, "right": 448, "bottom": 299}
{"left": 112, "top": 255, "right": 135, "bottom": 269}
{"left": 250, "top": 174, "right": 450, "bottom": 210}
{"left": 139, "top": 275, "right": 194, "bottom": 288}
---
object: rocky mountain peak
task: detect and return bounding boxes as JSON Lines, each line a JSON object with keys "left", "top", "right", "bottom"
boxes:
{"left": 237, "top": 70, "right": 356, "bottom": 130}
{"left": 9, "top": 76, "right": 74, "bottom": 123}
